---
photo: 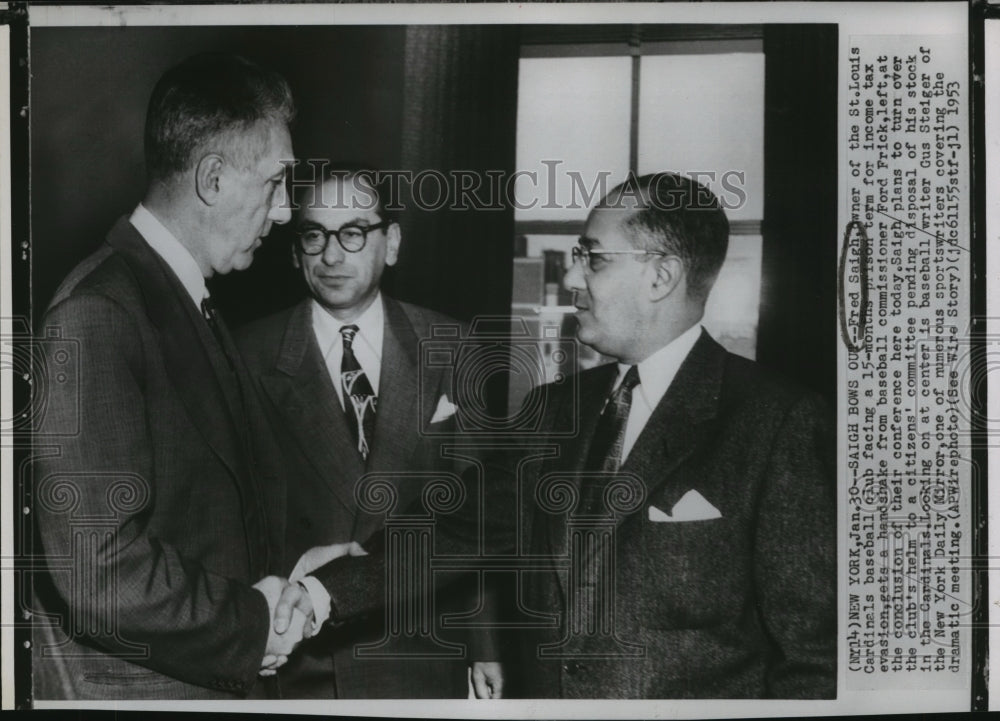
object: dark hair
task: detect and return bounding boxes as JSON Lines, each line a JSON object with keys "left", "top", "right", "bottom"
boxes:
{"left": 293, "top": 163, "right": 395, "bottom": 224}
{"left": 607, "top": 172, "right": 729, "bottom": 301}
{"left": 144, "top": 53, "right": 295, "bottom": 182}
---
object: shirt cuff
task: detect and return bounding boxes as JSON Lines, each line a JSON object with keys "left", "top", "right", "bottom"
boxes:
{"left": 299, "top": 575, "right": 332, "bottom": 631}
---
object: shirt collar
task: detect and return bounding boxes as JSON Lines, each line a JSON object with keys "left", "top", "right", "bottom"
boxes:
{"left": 618, "top": 322, "right": 702, "bottom": 410}
{"left": 129, "top": 203, "right": 207, "bottom": 307}
{"left": 311, "top": 293, "right": 385, "bottom": 358}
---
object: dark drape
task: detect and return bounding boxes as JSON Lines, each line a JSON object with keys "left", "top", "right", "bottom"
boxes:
{"left": 386, "top": 25, "right": 520, "bottom": 323}
{"left": 758, "top": 25, "right": 838, "bottom": 404}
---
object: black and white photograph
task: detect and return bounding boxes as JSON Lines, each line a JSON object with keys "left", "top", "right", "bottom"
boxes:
{"left": 0, "top": 1, "right": 990, "bottom": 717}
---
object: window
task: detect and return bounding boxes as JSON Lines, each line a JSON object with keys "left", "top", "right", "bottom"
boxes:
{"left": 510, "top": 29, "right": 765, "bottom": 405}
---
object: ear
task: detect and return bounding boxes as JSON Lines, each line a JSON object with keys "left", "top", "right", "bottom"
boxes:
{"left": 194, "top": 154, "right": 226, "bottom": 206}
{"left": 649, "top": 255, "right": 685, "bottom": 302}
{"left": 290, "top": 243, "right": 301, "bottom": 270}
{"left": 384, "top": 222, "right": 402, "bottom": 266}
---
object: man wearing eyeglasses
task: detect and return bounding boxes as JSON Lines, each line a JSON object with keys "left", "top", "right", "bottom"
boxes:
{"left": 508, "top": 171, "right": 837, "bottom": 698}
{"left": 236, "top": 169, "right": 503, "bottom": 699}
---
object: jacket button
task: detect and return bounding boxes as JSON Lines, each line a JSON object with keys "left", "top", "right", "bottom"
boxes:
{"left": 300, "top": 516, "right": 312, "bottom": 529}
{"left": 563, "top": 662, "right": 586, "bottom": 676}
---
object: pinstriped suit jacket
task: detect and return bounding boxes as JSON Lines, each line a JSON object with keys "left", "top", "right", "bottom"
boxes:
{"left": 31, "top": 217, "right": 285, "bottom": 700}
{"left": 237, "top": 296, "right": 485, "bottom": 698}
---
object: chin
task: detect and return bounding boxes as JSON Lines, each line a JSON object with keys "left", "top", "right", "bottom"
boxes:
{"left": 577, "top": 329, "right": 615, "bottom": 358}
{"left": 318, "top": 292, "right": 355, "bottom": 311}
{"left": 575, "top": 324, "right": 598, "bottom": 348}
{"left": 233, "top": 253, "right": 256, "bottom": 272}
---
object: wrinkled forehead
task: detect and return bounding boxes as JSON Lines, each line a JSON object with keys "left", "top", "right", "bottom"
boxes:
{"left": 268, "top": 123, "right": 295, "bottom": 163}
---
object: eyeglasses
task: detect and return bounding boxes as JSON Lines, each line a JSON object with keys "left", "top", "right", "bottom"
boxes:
{"left": 571, "top": 244, "right": 665, "bottom": 273}
{"left": 296, "top": 220, "right": 391, "bottom": 255}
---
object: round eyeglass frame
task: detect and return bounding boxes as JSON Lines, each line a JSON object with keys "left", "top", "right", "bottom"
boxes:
{"left": 296, "top": 220, "right": 391, "bottom": 255}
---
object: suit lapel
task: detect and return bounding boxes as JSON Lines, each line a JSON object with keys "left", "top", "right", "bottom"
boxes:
{"left": 260, "top": 301, "right": 364, "bottom": 517}
{"left": 357, "top": 297, "right": 426, "bottom": 541}
{"left": 547, "top": 332, "right": 726, "bottom": 610}
{"left": 107, "top": 218, "right": 248, "bottom": 483}
{"left": 546, "top": 364, "right": 617, "bottom": 603}
{"left": 620, "top": 330, "right": 725, "bottom": 514}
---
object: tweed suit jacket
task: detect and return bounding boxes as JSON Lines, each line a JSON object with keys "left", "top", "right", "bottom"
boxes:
{"left": 31, "top": 217, "right": 285, "bottom": 700}
{"left": 237, "top": 296, "right": 486, "bottom": 699}
{"left": 517, "top": 329, "right": 837, "bottom": 699}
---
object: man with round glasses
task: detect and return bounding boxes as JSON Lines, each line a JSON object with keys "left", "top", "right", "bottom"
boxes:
{"left": 237, "top": 169, "right": 502, "bottom": 698}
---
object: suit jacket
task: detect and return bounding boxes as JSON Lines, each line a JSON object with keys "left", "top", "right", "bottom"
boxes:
{"left": 237, "top": 296, "right": 483, "bottom": 698}
{"left": 518, "top": 330, "right": 837, "bottom": 698}
{"left": 31, "top": 217, "right": 285, "bottom": 700}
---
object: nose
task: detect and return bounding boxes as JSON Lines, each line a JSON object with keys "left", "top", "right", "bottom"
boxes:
{"left": 269, "top": 183, "right": 292, "bottom": 225}
{"left": 563, "top": 256, "right": 586, "bottom": 292}
{"left": 321, "top": 235, "right": 346, "bottom": 265}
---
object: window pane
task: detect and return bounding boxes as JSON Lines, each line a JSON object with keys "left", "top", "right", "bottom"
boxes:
{"left": 515, "top": 56, "right": 631, "bottom": 221}
{"left": 637, "top": 53, "right": 764, "bottom": 221}
{"left": 703, "top": 234, "right": 763, "bottom": 360}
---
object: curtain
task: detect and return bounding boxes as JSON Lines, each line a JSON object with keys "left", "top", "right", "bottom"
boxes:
{"left": 758, "top": 25, "right": 839, "bottom": 403}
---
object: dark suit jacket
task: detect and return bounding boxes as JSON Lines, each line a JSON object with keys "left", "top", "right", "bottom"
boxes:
{"left": 237, "top": 297, "right": 483, "bottom": 698}
{"left": 518, "top": 330, "right": 837, "bottom": 698}
{"left": 307, "top": 329, "right": 836, "bottom": 699}
{"left": 31, "top": 217, "right": 285, "bottom": 699}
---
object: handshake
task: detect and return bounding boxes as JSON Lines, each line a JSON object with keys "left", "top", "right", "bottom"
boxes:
{"left": 252, "top": 540, "right": 368, "bottom": 675}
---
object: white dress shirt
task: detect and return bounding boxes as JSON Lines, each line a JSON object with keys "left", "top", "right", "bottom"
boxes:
{"left": 310, "top": 294, "right": 384, "bottom": 408}
{"left": 615, "top": 322, "right": 702, "bottom": 464}
{"left": 129, "top": 204, "right": 208, "bottom": 307}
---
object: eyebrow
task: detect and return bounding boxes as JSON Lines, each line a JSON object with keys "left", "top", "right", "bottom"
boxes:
{"left": 298, "top": 216, "right": 376, "bottom": 229}
{"left": 578, "top": 235, "right": 601, "bottom": 249}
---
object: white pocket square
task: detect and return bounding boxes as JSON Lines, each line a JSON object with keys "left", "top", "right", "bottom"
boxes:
{"left": 430, "top": 394, "right": 458, "bottom": 423}
{"left": 648, "top": 489, "right": 722, "bottom": 523}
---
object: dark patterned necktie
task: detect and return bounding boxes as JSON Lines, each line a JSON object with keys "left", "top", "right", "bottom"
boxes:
{"left": 201, "top": 294, "right": 251, "bottom": 443}
{"left": 201, "top": 295, "right": 241, "bottom": 388}
{"left": 340, "top": 324, "right": 377, "bottom": 460}
{"left": 580, "top": 365, "right": 640, "bottom": 515}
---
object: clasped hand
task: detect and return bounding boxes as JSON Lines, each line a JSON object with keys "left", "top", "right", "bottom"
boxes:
{"left": 253, "top": 540, "right": 366, "bottom": 675}
{"left": 253, "top": 576, "right": 314, "bottom": 675}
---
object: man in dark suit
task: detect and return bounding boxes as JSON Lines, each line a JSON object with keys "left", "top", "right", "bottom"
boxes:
{"left": 288, "top": 172, "right": 836, "bottom": 699}
{"left": 509, "top": 172, "right": 837, "bottom": 698}
{"left": 237, "top": 169, "right": 502, "bottom": 698}
{"left": 31, "top": 53, "right": 311, "bottom": 700}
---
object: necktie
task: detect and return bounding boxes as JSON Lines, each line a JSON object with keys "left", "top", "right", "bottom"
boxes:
{"left": 201, "top": 296, "right": 235, "bottom": 372}
{"left": 340, "top": 324, "right": 377, "bottom": 460}
{"left": 580, "top": 365, "right": 640, "bottom": 515}
{"left": 201, "top": 294, "right": 248, "bottom": 424}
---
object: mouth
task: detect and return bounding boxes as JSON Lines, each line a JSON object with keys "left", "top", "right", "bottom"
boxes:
{"left": 316, "top": 273, "right": 353, "bottom": 284}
